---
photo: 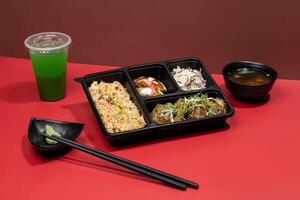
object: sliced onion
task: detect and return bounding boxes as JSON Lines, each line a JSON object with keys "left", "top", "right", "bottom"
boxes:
{"left": 172, "top": 66, "right": 207, "bottom": 91}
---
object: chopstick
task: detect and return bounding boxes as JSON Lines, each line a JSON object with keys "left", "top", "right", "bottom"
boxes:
{"left": 41, "top": 133, "right": 199, "bottom": 190}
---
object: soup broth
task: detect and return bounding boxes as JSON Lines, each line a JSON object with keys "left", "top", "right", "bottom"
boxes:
{"left": 227, "top": 68, "right": 272, "bottom": 86}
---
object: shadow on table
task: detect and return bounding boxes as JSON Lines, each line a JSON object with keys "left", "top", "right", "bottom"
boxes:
{"left": 219, "top": 84, "right": 270, "bottom": 108}
{"left": 21, "top": 134, "right": 173, "bottom": 189}
{"left": 62, "top": 102, "right": 116, "bottom": 152}
{"left": 22, "top": 134, "right": 189, "bottom": 190}
{"left": 21, "top": 135, "right": 54, "bottom": 166}
{"left": 59, "top": 156, "right": 165, "bottom": 187}
{"left": 62, "top": 102, "right": 232, "bottom": 151}
{"left": 0, "top": 81, "right": 39, "bottom": 103}
{"left": 114, "top": 123, "right": 231, "bottom": 151}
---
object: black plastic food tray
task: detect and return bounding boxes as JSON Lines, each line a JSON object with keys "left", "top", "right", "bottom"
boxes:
{"left": 76, "top": 57, "right": 234, "bottom": 145}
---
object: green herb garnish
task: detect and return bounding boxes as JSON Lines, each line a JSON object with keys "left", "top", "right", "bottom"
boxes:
{"left": 151, "top": 94, "right": 227, "bottom": 124}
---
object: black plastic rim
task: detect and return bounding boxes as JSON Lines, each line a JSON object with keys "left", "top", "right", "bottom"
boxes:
{"left": 75, "top": 57, "right": 235, "bottom": 143}
{"left": 222, "top": 61, "right": 278, "bottom": 87}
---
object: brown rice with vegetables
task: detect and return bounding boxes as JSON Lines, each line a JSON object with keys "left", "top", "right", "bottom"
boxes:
{"left": 89, "top": 81, "right": 146, "bottom": 133}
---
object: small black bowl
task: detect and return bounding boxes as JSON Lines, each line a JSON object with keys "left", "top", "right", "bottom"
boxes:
{"left": 222, "top": 61, "right": 277, "bottom": 101}
{"left": 28, "top": 117, "right": 84, "bottom": 155}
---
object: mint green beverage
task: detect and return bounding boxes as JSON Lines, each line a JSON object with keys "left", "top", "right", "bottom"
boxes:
{"left": 25, "top": 32, "right": 71, "bottom": 101}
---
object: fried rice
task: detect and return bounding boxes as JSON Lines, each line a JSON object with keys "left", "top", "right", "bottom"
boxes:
{"left": 89, "top": 81, "right": 146, "bottom": 133}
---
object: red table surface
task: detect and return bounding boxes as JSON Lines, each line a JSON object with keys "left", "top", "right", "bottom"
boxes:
{"left": 0, "top": 56, "right": 300, "bottom": 200}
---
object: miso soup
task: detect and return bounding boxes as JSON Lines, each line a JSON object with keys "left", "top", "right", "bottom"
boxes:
{"left": 227, "top": 67, "right": 272, "bottom": 86}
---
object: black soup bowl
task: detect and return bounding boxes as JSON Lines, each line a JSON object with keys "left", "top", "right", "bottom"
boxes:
{"left": 28, "top": 117, "right": 84, "bottom": 155}
{"left": 222, "top": 61, "right": 278, "bottom": 101}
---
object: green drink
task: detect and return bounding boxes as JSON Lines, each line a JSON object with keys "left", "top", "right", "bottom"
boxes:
{"left": 25, "top": 32, "right": 71, "bottom": 101}
{"left": 30, "top": 49, "right": 67, "bottom": 101}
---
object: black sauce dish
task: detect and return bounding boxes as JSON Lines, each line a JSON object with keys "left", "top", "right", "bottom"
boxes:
{"left": 222, "top": 61, "right": 278, "bottom": 101}
{"left": 28, "top": 117, "right": 84, "bottom": 155}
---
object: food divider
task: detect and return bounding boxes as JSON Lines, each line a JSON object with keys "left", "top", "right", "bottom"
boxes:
{"left": 76, "top": 57, "right": 234, "bottom": 144}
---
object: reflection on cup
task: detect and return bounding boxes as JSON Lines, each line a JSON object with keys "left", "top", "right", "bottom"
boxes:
{"left": 24, "top": 32, "right": 71, "bottom": 101}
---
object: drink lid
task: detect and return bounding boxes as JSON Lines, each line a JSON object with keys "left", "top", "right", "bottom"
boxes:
{"left": 24, "top": 32, "right": 71, "bottom": 52}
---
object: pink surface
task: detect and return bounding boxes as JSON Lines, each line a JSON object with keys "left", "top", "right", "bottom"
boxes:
{"left": 0, "top": 56, "right": 300, "bottom": 199}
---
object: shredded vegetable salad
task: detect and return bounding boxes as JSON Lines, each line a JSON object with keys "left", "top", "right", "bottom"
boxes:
{"left": 171, "top": 66, "right": 206, "bottom": 91}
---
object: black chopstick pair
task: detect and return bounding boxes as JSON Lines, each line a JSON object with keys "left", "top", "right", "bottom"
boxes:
{"left": 41, "top": 133, "right": 199, "bottom": 190}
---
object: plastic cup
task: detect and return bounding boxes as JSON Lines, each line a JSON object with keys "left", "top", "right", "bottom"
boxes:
{"left": 24, "top": 32, "right": 71, "bottom": 101}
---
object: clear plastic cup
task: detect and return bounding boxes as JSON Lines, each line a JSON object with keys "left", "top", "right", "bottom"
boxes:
{"left": 24, "top": 32, "right": 71, "bottom": 101}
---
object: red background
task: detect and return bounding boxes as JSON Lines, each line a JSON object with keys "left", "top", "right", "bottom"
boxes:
{"left": 1, "top": 57, "right": 300, "bottom": 199}
{"left": 0, "top": 0, "right": 300, "bottom": 79}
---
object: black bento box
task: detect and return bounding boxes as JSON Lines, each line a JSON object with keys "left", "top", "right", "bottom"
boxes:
{"left": 76, "top": 57, "right": 234, "bottom": 145}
